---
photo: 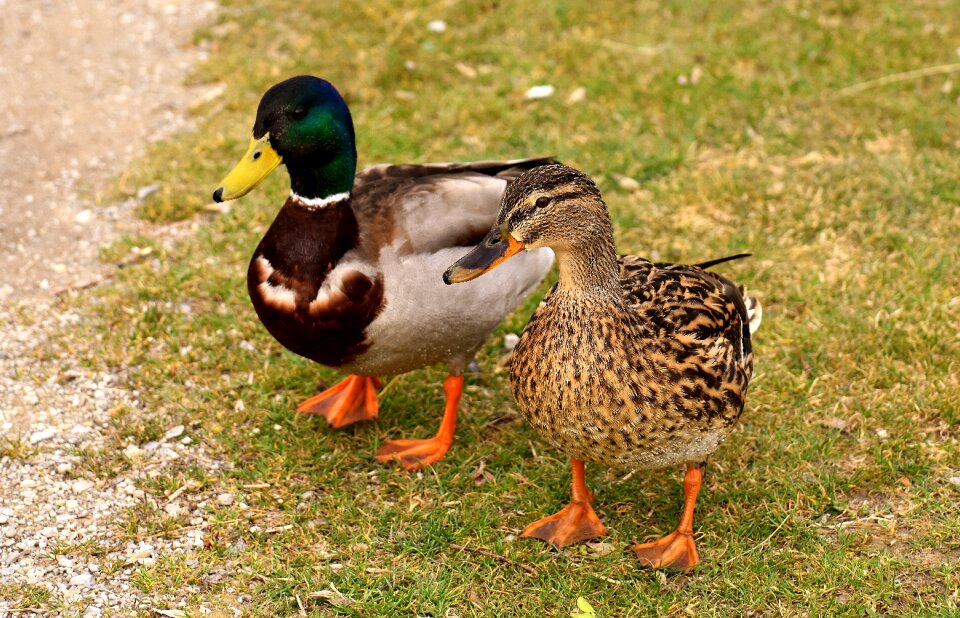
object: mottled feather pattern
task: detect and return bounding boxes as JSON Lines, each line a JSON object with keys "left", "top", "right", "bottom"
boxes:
{"left": 511, "top": 255, "right": 758, "bottom": 469}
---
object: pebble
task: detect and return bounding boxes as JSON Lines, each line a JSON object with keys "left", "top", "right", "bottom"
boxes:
{"left": 524, "top": 84, "right": 555, "bottom": 100}
{"left": 164, "top": 424, "right": 185, "bottom": 440}
{"left": 216, "top": 492, "right": 235, "bottom": 506}
{"left": 72, "top": 478, "right": 95, "bottom": 493}
{"left": 136, "top": 184, "right": 160, "bottom": 200}
{"left": 123, "top": 443, "right": 145, "bottom": 459}
{"left": 29, "top": 427, "right": 57, "bottom": 443}
{"left": 503, "top": 333, "right": 520, "bottom": 351}
{"left": 69, "top": 571, "right": 94, "bottom": 587}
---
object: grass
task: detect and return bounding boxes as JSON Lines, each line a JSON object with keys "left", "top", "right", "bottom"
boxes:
{"left": 43, "top": 0, "right": 960, "bottom": 614}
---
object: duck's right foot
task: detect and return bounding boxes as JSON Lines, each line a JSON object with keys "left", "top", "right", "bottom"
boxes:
{"left": 521, "top": 500, "right": 607, "bottom": 548}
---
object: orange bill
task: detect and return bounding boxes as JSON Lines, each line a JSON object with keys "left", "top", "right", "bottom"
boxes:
{"left": 443, "top": 227, "right": 525, "bottom": 284}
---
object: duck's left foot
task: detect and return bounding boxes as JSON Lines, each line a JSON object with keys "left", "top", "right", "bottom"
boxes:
{"left": 375, "top": 437, "right": 452, "bottom": 471}
{"left": 630, "top": 530, "right": 699, "bottom": 571}
{"left": 375, "top": 373, "right": 463, "bottom": 471}
{"left": 296, "top": 375, "right": 380, "bottom": 428}
{"left": 521, "top": 500, "right": 607, "bottom": 548}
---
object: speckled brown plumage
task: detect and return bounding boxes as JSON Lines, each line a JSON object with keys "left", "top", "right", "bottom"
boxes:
{"left": 444, "top": 163, "right": 762, "bottom": 567}
{"left": 511, "top": 254, "right": 755, "bottom": 469}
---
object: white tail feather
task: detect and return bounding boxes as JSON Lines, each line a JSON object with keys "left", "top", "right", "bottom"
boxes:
{"left": 745, "top": 295, "right": 762, "bottom": 334}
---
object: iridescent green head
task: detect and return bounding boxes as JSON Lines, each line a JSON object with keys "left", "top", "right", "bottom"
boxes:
{"left": 214, "top": 76, "right": 358, "bottom": 202}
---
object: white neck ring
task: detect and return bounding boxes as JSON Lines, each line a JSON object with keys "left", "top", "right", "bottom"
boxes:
{"left": 290, "top": 191, "right": 350, "bottom": 209}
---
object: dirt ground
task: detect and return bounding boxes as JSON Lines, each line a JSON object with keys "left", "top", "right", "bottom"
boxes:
{"left": 0, "top": 0, "right": 215, "bottom": 298}
{"left": 0, "top": 0, "right": 220, "bottom": 612}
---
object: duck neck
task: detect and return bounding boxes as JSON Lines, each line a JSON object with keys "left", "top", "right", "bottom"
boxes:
{"left": 554, "top": 218, "right": 621, "bottom": 295}
{"left": 286, "top": 146, "right": 357, "bottom": 201}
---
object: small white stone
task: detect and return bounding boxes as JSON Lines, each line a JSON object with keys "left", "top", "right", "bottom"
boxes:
{"left": 164, "top": 425, "right": 185, "bottom": 440}
{"left": 165, "top": 502, "right": 183, "bottom": 517}
{"left": 427, "top": 19, "right": 446, "bottom": 32}
{"left": 72, "top": 479, "right": 95, "bottom": 493}
{"left": 616, "top": 175, "right": 642, "bottom": 191}
{"left": 123, "top": 444, "right": 144, "bottom": 459}
{"left": 216, "top": 493, "right": 234, "bottom": 506}
{"left": 74, "top": 209, "right": 93, "bottom": 224}
{"left": 40, "top": 526, "right": 58, "bottom": 537}
{"left": 29, "top": 427, "right": 56, "bottom": 444}
{"left": 70, "top": 571, "right": 94, "bottom": 587}
{"left": 524, "top": 84, "right": 555, "bottom": 100}
{"left": 503, "top": 333, "right": 519, "bottom": 351}
{"left": 57, "top": 462, "right": 73, "bottom": 474}
{"left": 136, "top": 184, "right": 160, "bottom": 200}
{"left": 566, "top": 86, "right": 587, "bottom": 104}
{"left": 690, "top": 65, "right": 703, "bottom": 84}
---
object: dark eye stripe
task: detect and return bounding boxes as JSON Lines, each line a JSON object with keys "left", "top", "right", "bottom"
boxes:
{"left": 544, "top": 191, "right": 583, "bottom": 205}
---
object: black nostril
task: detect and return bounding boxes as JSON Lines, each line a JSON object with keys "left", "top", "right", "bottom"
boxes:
{"left": 253, "top": 151, "right": 262, "bottom": 160}
{"left": 213, "top": 187, "right": 224, "bottom": 202}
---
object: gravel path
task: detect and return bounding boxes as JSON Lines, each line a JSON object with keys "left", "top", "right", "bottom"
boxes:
{"left": 0, "top": 0, "right": 224, "bottom": 614}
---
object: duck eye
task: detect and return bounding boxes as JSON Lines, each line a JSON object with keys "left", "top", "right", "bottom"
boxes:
{"left": 535, "top": 196, "right": 551, "bottom": 209}
{"left": 290, "top": 106, "right": 308, "bottom": 120}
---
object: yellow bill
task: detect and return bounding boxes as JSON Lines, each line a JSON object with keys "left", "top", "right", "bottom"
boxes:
{"left": 213, "top": 134, "right": 282, "bottom": 202}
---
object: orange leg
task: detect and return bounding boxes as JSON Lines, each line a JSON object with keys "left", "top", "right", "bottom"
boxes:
{"left": 521, "top": 459, "right": 607, "bottom": 548}
{"left": 375, "top": 374, "right": 463, "bottom": 471}
{"left": 296, "top": 375, "right": 380, "bottom": 428}
{"left": 630, "top": 462, "right": 704, "bottom": 571}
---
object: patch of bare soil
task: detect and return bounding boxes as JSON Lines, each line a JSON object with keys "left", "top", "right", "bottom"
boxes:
{"left": 0, "top": 0, "right": 227, "bottom": 614}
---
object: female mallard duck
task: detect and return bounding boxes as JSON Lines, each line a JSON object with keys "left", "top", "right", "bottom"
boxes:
{"left": 444, "top": 164, "right": 761, "bottom": 569}
{"left": 212, "top": 76, "right": 554, "bottom": 470}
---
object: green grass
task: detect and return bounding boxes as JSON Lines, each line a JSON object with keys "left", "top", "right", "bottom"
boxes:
{"left": 54, "top": 0, "right": 960, "bottom": 614}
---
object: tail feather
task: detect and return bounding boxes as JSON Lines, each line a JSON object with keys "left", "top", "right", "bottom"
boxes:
{"left": 694, "top": 253, "right": 752, "bottom": 270}
{"left": 741, "top": 289, "right": 762, "bottom": 334}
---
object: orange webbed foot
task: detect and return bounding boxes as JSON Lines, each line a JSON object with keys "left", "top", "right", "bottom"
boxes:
{"left": 375, "top": 437, "right": 451, "bottom": 471}
{"left": 296, "top": 375, "right": 379, "bottom": 428}
{"left": 629, "top": 530, "right": 699, "bottom": 571}
{"left": 376, "top": 374, "right": 463, "bottom": 472}
{"left": 521, "top": 500, "right": 607, "bottom": 548}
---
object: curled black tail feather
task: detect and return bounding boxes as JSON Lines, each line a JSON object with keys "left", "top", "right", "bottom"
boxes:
{"left": 694, "top": 253, "right": 752, "bottom": 270}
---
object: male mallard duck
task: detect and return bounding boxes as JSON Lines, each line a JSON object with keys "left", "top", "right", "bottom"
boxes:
{"left": 212, "top": 76, "right": 554, "bottom": 470}
{"left": 444, "top": 164, "right": 761, "bottom": 569}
